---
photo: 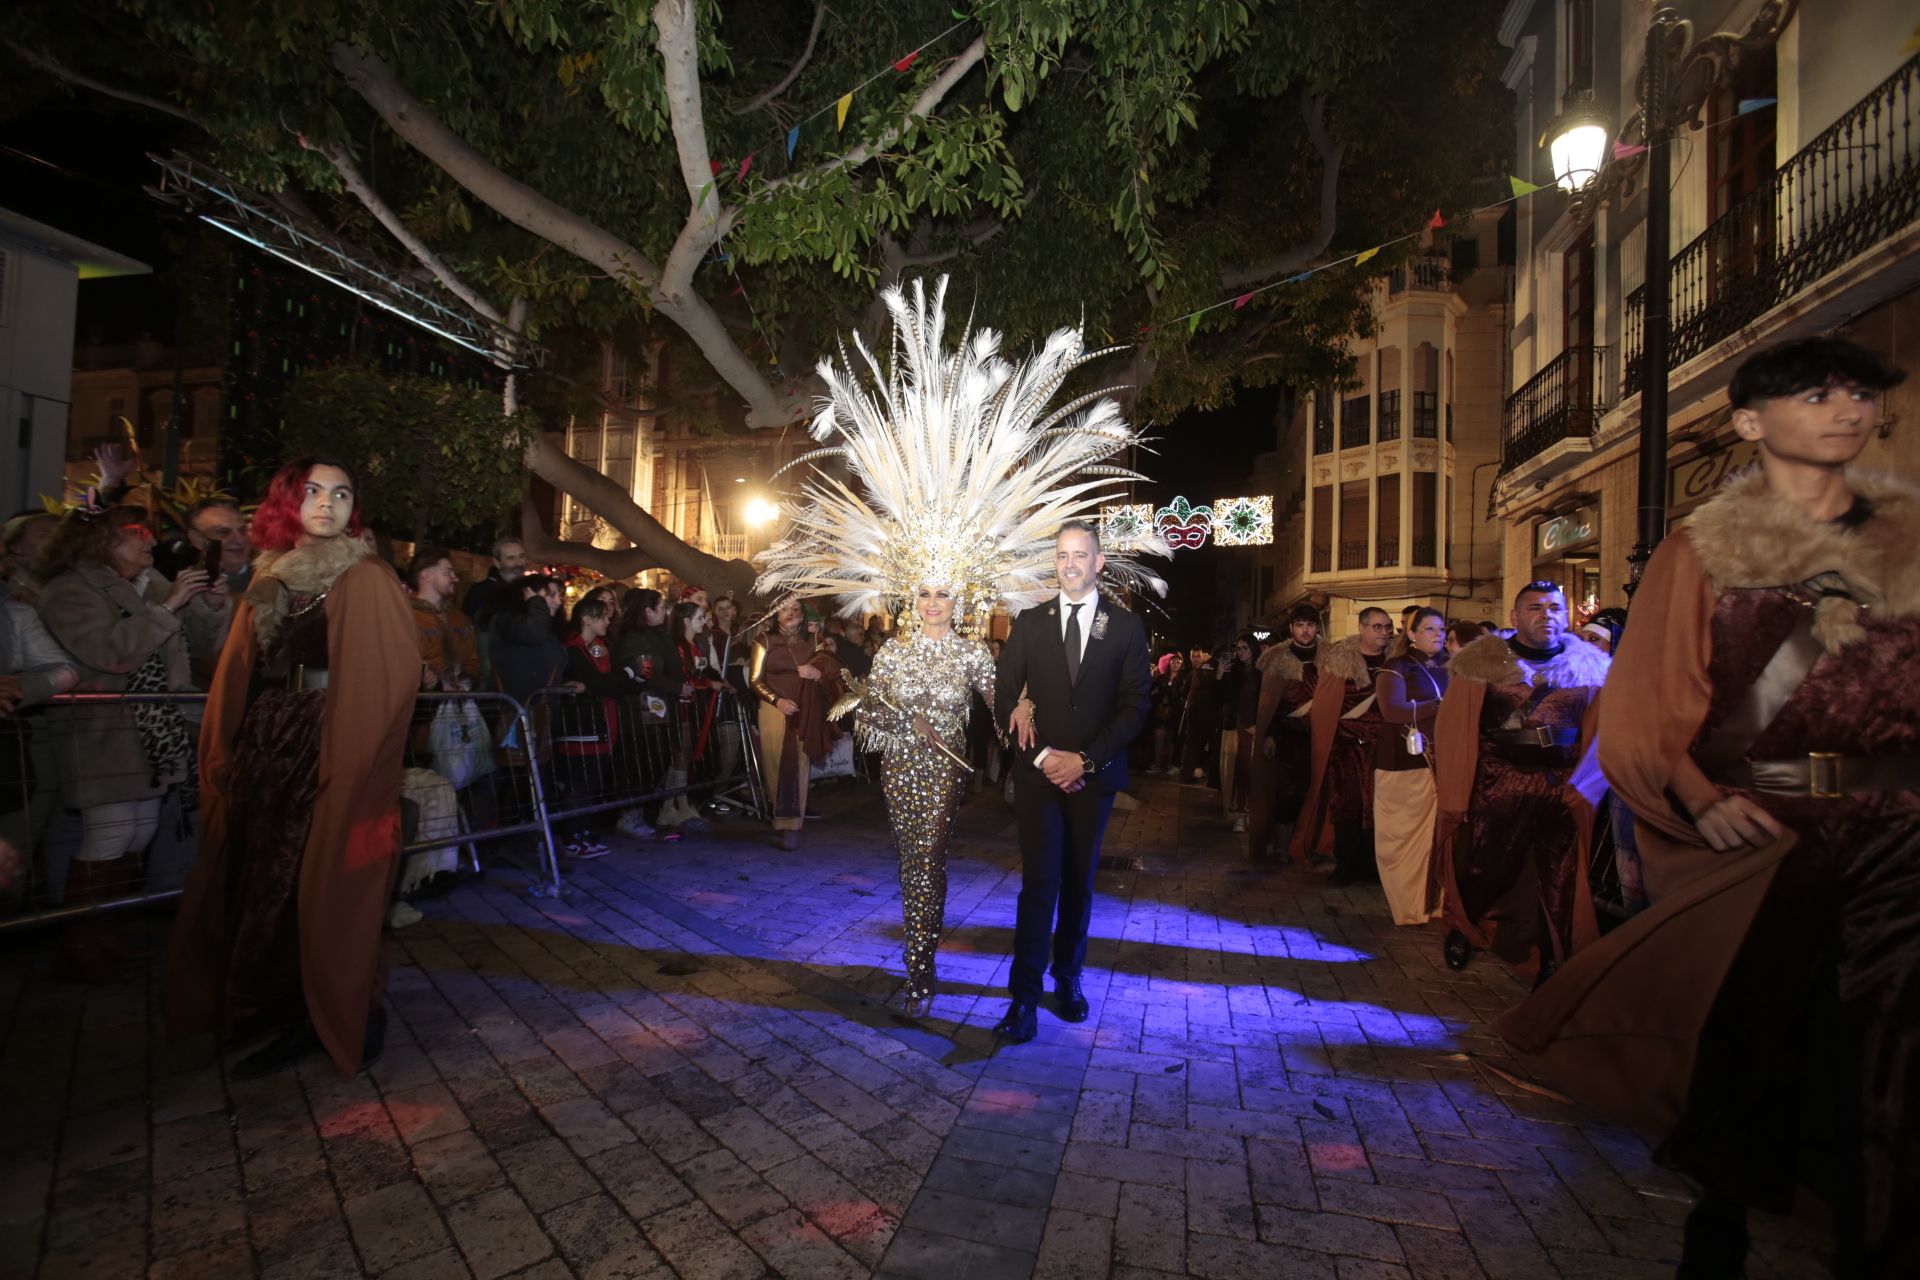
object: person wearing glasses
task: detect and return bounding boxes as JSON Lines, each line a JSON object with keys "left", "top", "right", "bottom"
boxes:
{"left": 1291, "top": 607, "right": 1395, "bottom": 884}
{"left": 1432, "top": 580, "right": 1609, "bottom": 982}
{"left": 1499, "top": 338, "right": 1918, "bottom": 1277}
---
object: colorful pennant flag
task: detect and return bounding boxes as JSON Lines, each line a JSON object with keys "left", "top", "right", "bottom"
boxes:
{"left": 1188, "top": 312, "right": 1201, "bottom": 335}
{"left": 737, "top": 153, "right": 755, "bottom": 181}
{"left": 1428, "top": 208, "right": 1446, "bottom": 229}
{"left": 1354, "top": 247, "right": 1380, "bottom": 267}
{"left": 894, "top": 51, "right": 920, "bottom": 72}
{"left": 1904, "top": 23, "right": 1920, "bottom": 54}
{"left": 835, "top": 92, "right": 853, "bottom": 131}
{"left": 1736, "top": 97, "right": 1777, "bottom": 115}
{"left": 1508, "top": 175, "right": 1543, "bottom": 197}
{"left": 786, "top": 125, "right": 801, "bottom": 159}
{"left": 1232, "top": 292, "right": 1254, "bottom": 310}
{"left": 1612, "top": 140, "right": 1648, "bottom": 160}
{"left": 709, "top": 159, "right": 723, "bottom": 177}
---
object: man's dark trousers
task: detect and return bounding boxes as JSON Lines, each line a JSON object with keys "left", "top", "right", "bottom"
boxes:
{"left": 1010, "top": 777, "right": 1114, "bottom": 1003}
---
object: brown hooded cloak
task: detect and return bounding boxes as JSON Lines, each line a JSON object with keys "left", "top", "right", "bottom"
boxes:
{"left": 165, "top": 536, "right": 420, "bottom": 1077}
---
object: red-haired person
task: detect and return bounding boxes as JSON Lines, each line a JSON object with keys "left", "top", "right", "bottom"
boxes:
{"left": 165, "top": 457, "right": 419, "bottom": 1079}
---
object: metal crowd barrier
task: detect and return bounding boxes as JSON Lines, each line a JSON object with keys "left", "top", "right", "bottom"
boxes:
{"left": 0, "top": 689, "right": 565, "bottom": 933}
{"left": 526, "top": 683, "right": 766, "bottom": 829}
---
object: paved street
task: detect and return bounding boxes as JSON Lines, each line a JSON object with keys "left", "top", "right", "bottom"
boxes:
{"left": 1, "top": 776, "right": 1832, "bottom": 1280}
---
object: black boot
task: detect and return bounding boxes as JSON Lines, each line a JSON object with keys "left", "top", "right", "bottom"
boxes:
{"left": 1677, "top": 1190, "right": 1748, "bottom": 1278}
{"left": 1443, "top": 929, "right": 1472, "bottom": 971}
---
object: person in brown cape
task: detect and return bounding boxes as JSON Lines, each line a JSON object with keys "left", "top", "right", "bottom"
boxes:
{"left": 165, "top": 457, "right": 419, "bottom": 1080}
{"left": 1289, "top": 608, "right": 1394, "bottom": 883}
{"left": 1246, "top": 603, "right": 1320, "bottom": 862}
{"left": 749, "top": 600, "right": 843, "bottom": 850}
{"left": 1496, "top": 338, "right": 1919, "bottom": 1277}
{"left": 1430, "top": 582, "right": 1609, "bottom": 982}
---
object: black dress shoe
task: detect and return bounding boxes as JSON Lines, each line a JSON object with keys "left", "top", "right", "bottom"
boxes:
{"left": 1052, "top": 976, "right": 1090, "bottom": 1023}
{"left": 231, "top": 1021, "right": 321, "bottom": 1080}
{"left": 1443, "top": 929, "right": 1472, "bottom": 971}
{"left": 991, "top": 1002, "right": 1038, "bottom": 1043}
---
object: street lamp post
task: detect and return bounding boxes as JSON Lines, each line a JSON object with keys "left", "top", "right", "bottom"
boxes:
{"left": 1629, "top": 7, "right": 1680, "bottom": 590}
{"left": 1543, "top": 6, "right": 1682, "bottom": 593}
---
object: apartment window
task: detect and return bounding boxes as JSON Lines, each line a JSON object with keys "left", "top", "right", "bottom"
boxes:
{"left": 1378, "top": 390, "right": 1402, "bottom": 442}
{"left": 1445, "top": 350, "right": 1456, "bottom": 444}
{"left": 1311, "top": 484, "right": 1333, "bottom": 572}
{"left": 1709, "top": 47, "right": 1778, "bottom": 287}
{"left": 1377, "top": 347, "right": 1402, "bottom": 443}
{"left": 1565, "top": 0, "right": 1595, "bottom": 93}
{"left": 1413, "top": 343, "right": 1439, "bottom": 438}
{"left": 1313, "top": 389, "right": 1334, "bottom": 455}
{"left": 1339, "top": 480, "right": 1369, "bottom": 571}
{"left": 1413, "top": 393, "right": 1438, "bottom": 439}
{"left": 1376, "top": 473, "right": 1401, "bottom": 569}
{"left": 1445, "top": 476, "right": 1454, "bottom": 569}
{"left": 1412, "top": 471, "right": 1439, "bottom": 566}
{"left": 1341, "top": 394, "right": 1371, "bottom": 449}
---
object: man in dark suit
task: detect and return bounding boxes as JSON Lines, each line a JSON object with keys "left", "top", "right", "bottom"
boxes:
{"left": 991, "top": 521, "right": 1152, "bottom": 1043}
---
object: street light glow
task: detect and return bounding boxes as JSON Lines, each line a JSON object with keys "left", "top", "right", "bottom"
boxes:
{"left": 743, "top": 497, "right": 780, "bottom": 527}
{"left": 1543, "top": 92, "right": 1611, "bottom": 193}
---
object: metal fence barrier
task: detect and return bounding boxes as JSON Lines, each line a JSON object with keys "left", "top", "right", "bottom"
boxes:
{"left": 0, "top": 689, "right": 566, "bottom": 932}
{"left": 525, "top": 684, "right": 766, "bottom": 829}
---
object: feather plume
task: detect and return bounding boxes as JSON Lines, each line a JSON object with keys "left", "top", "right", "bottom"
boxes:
{"left": 754, "top": 276, "right": 1165, "bottom": 624}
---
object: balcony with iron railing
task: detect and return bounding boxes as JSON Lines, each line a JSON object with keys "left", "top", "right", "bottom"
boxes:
{"left": 1388, "top": 254, "right": 1453, "bottom": 295}
{"left": 1338, "top": 540, "right": 1369, "bottom": 571}
{"left": 1503, "top": 345, "right": 1614, "bottom": 469}
{"left": 1625, "top": 53, "right": 1920, "bottom": 395}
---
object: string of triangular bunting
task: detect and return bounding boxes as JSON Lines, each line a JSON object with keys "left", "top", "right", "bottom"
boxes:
{"left": 1159, "top": 96, "right": 1779, "bottom": 339}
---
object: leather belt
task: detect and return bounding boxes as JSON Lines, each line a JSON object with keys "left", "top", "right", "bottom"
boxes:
{"left": 1492, "top": 725, "right": 1578, "bottom": 750}
{"left": 1716, "top": 752, "right": 1920, "bottom": 798}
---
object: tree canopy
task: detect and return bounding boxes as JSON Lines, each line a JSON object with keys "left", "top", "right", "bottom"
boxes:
{"left": 4, "top": 0, "right": 1511, "bottom": 593}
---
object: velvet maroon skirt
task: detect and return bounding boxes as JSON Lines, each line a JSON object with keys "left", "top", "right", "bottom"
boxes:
{"left": 1661, "top": 795, "right": 1920, "bottom": 1273}
{"left": 219, "top": 688, "right": 325, "bottom": 1031}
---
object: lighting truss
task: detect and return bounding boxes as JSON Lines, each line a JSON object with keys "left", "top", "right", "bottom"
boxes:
{"left": 147, "top": 152, "right": 536, "bottom": 368}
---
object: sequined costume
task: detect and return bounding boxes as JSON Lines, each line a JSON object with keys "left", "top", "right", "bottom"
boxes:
{"left": 858, "top": 632, "right": 997, "bottom": 999}
{"left": 752, "top": 276, "right": 1164, "bottom": 1009}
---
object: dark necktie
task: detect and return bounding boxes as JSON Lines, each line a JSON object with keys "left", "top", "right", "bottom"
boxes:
{"left": 1064, "top": 602, "right": 1083, "bottom": 685}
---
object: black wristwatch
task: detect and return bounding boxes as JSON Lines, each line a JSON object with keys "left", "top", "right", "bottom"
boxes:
{"left": 1078, "top": 751, "right": 1096, "bottom": 776}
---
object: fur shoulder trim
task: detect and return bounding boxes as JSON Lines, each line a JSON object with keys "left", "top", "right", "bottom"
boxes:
{"left": 1447, "top": 633, "right": 1610, "bottom": 688}
{"left": 1316, "top": 635, "right": 1374, "bottom": 687}
{"left": 1686, "top": 465, "right": 1920, "bottom": 650}
{"left": 1256, "top": 643, "right": 1309, "bottom": 684}
{"left": 1446, "top": 634, "right": 1522, "bottom": 685}
{"left": 248, "top": 536, "right": 372, "bottom": 647}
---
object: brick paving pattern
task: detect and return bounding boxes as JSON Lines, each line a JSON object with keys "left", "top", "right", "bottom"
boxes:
{"left": 0, "top": 777, "right": 1834, "bottom": 1278}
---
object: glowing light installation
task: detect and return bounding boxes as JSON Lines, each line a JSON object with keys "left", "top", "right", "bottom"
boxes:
{"left": 1212, "top": 495, "right": 1275, "bottom": 546}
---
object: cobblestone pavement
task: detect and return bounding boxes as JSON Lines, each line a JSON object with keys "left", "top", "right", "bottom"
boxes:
{"left": 1, "top": 776, "right": 1834, "bottom": 1280}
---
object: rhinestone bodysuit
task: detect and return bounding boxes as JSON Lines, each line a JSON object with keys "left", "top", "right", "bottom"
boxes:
{"left": 861, "top": 632, "right": 998, "bottom": 1000}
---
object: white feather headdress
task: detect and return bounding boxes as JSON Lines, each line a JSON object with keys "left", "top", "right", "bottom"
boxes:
{"left": 753, "top": 276, "right": 1164, "bottom": 627}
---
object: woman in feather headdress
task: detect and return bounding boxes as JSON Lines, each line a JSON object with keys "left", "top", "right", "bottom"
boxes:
{"left": 755, "top": 277, "right": 1162, "bottom": 1018}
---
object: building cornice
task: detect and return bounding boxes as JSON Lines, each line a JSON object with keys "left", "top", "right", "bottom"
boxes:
{"left": 1498, "top": 0, "right": 1536, "bottom": 49}
{"left": 1501, "top": 35, "right": 1538, "bottom": 91}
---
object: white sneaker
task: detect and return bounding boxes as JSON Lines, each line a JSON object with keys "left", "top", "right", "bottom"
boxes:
{"left": 386, "top": 902, "right": 423, "bottom": 929}
{"left": 1232, "top": 816, "right": 1248, "bottom": 834}
{"left": 616, "top": 810, "right": 656, "bottom": 838}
